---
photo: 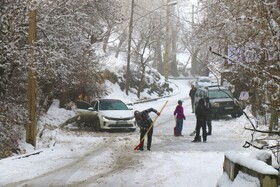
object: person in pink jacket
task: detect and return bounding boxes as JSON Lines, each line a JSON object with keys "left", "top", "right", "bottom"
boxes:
{"left": 173, "top": 100, "right": 186, "bottom": 136}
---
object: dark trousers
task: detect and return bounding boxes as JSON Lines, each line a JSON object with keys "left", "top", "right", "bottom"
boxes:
{"left": 206, "top": 116, "right": 212, "bottom": 134}
{"left": 175, "top": 118, "right": 183, "bottom": 136}
{"left": 140, "top": 127, "right": 153, "bottom": 149}
{"left": 195, "top": 119, "right": 207, "bottom": 141}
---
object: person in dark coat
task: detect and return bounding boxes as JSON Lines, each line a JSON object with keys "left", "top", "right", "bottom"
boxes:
{"left": 134, "top": 108, "right": 160, "bottom": 151}
{"left": 205, "top": 97, "right": 213, "bottom": 135}
{"left": 192, "top": 98, "right": 207, "bottom": 142}
{"left": 173, "top": 100, "right": 186, "bottom": 136}
{"left": 189, "top": 85, "right": 197, "bottom": 113}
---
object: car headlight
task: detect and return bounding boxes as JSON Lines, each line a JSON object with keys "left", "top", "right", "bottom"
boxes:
{"left": 102, "top": 116, "right": 110, "bottom": 121}
{"left": 212, "top": 102, "right": 220, "bottom": 107}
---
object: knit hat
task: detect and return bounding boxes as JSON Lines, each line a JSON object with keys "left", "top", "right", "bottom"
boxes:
{"left": 178, "top": 100, "right": 183, "bottom": 104}
{"left": 134, "top": 110, "right": 140, "bottom": 116}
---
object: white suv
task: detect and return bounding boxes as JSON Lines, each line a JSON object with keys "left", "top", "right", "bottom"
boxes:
{"left": 195, "top": 76, "right": 212, "bottom": 88}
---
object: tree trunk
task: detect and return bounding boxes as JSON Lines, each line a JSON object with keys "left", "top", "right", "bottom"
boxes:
{"left": 170, "top": 6, "right": 178, "bottom": 77}
{"left": 137, "top": 62, "right": 145, "bottom": 99}
{"left": 103, "top": 23, "right": 112, "bottom": 53}
{"left": 191, "top": 48, "right": 200, "bottom": 76}
{"left": 115, "top": 30, "right": 127, "bottom": 58}
{"left": 155, "top": 35, "right": 163, "bottom": 74}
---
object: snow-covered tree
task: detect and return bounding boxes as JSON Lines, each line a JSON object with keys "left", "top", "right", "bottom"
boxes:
{"left": 193, "top": 0, "right": 280, "bottom": 125}
{"left": 0, "top": 0, "right": 122, "bottom": 158}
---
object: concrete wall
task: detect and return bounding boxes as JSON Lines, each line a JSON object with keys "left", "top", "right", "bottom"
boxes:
{"left": 221, "top": 152, "right": 278, "bottom": 187}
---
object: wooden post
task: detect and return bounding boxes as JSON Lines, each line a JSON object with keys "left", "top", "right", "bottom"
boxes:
{"left": 26, "top": 9, "right": 36, "bottom": 147}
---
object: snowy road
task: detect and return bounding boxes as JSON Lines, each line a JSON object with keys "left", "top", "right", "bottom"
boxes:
{"left": 1, "top": 79, "right": 255, "bottom": 187}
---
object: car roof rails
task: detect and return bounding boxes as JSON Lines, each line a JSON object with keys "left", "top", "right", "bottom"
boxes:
{"left": 207, "top": 85, "right": 229, "bottom": 90}
{"left": 207, "top": 85, "right": 221, "bottom": 88}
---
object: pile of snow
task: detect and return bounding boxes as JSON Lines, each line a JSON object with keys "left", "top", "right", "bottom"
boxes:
{"left": 218, "top": 172, "right": 260, "bottom": 187}
{"left": 38, "top": 100, "right": 76, "bottom": 127}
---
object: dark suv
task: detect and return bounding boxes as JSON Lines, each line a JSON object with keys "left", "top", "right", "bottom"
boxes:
{"left": 194, "top": 86, "right": 243, "bottom": 118}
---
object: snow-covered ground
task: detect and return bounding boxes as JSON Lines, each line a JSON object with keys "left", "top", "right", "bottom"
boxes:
{"left": 0, "top": 79, "right": 277, "bottom": 187}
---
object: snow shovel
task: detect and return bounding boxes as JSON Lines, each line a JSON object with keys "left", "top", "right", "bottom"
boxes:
{"left": 133, "top": 101, "right": 168, "bottom": 150}
{"left": 189, "top": 130, "right": 196, "bottom": 136}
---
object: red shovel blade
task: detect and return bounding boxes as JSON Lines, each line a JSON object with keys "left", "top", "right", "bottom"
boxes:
{"left": 134, "top": 144, "right": 140, "bottom": 150}
{"left": 133, "top": 142, "right": 143, "bottom": 150}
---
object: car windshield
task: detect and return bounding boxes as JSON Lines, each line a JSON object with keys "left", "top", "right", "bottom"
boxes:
{"left": 209, "top": 89, "right": 233, "bottom": 99}
{"left": 199, "top": 79, "right": 211, "bottom": 83}
{"left": 99, "top": 100, "right": 129, "bottom": 110}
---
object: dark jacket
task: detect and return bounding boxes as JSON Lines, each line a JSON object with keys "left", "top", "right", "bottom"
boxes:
{"left": 205, "top": 102, "right": 213, "bottom": 118}
{"left": 136, "top": 108, "right": 158, "bottom": 129}
{"left": 195, "top": 99, "right": 207, "bottom": 122}
{"left": 189, "top": 88, "right": 197, "bottom": 99}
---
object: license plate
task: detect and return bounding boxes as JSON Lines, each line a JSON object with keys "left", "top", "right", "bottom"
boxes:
{"left": 225, "top": 107, "right": 233, "bottom": 110}
{"left": 117, "top": 121, "right": 127, "bottom": 124}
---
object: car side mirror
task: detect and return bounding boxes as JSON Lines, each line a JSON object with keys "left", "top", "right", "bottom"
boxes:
{"left": 88, "top": 107, "right": 95, "bottom": 111}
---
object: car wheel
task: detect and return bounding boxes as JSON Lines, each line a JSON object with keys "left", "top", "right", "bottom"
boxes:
{"left": 77, "top": 121, "right": 82, "bottom": 128}
{"left": 231, "top": 113, "right": 240, "bottom": 118}
{"left": 94, "top": 119, "right": 101, "bottom": 132}
{"left": 91, "top": 120, "right": 100, "bottom": 132}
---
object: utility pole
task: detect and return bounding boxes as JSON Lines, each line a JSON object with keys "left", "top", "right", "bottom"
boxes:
{"left": 163, "top": 0, "right": 171, "bottom": 79}
{"left": 125, "top": 0, "right": 135, "bottom": 95}
{"left": 26, "top": 9, "right": 36, "bottom": 147}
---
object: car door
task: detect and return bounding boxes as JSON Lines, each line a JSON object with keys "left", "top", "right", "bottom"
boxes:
{"left": 76, "top": 100, "right": 91, "bottom": 110}
{"left": 202, "top": 90, "right": 207, "bottom": 99}
{"left": 194, "top": 89, "right": 201, "bottom": 110}
{"left": 89, "top": 100, "right": 100, "bottom": 129}
{"left": 76, "top": 100, "right": 98, "bottom": 127}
